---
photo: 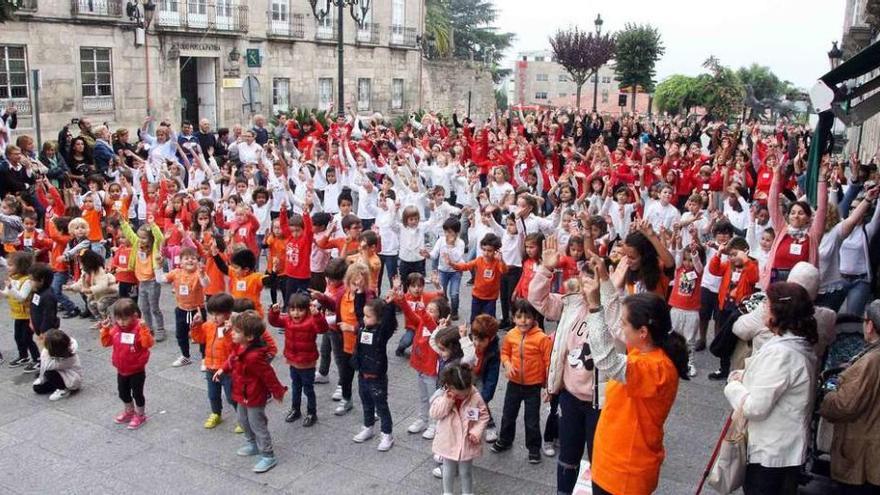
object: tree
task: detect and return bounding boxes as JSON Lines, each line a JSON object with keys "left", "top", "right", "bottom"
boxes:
{"left": 424, "top": 0, "right": 453, "bottom": 58}
{"left": 495, "top": 88, "right": 508, "bottom": 111}
{"left": 549, "top": 27, "right": 615, "bottom": 110}
{"left": 736, "top": 64, "right": 783, "bottom": 102}
{"left": 654, "top": 75, "right": 704, "bottom": 116}
{"left": 699, "top": 57, "right": 745, "bottom": 120}
{"left": 613, "top": 23, "right": 665, "bottom": 112}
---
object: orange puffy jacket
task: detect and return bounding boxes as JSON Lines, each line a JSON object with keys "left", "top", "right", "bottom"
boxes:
{"left": 501, "top": 325, "right": 552, "bottom": 386}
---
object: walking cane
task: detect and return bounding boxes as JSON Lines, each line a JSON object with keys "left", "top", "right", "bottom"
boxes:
{"left": 694, "top": 412, "right": 733, "bottom": 495}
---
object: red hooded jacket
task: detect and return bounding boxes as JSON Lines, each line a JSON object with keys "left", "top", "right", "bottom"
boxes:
{"left": 100, "top": 319, "right": 154, "bottom": 376}
{"left": 223, "top": 342, "right": 287, "bottom": 407}
{"left": 268, "top": 308, "right": 329, "bottom": 367}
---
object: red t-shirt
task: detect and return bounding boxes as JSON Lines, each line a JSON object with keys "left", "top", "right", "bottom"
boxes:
{"left": 668, "top": 267, "right": 701, "bottom": 311}
{"left": 773, "top": 235, "right": 811, "bottom": 271}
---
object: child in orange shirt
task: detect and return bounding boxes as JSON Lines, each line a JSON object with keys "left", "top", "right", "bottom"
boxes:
{"left": 190, "top": 293, "right": 236, "bottom": 429}
{"left": 333, "top": 262, "right": 372, "bottom": 416}
{"left": 164, "top": 247, "right": 210, "bottom": 368}
{"left": 355, "top": 230, "right": 382, "bottom": 293}
{"left": 109, "top": 237, "right": 138, "bottom": 300}
{"left": 264, "top": 218, "right": 286, "bottom": 306}
{"left": 80, "top": 192, "right": 105, "bottom": 258}
{"left": 448, "top": 233, "right": 507, "bottom": 323}
{"left": 213, "top": 248, "right": 266, "bottom": 315}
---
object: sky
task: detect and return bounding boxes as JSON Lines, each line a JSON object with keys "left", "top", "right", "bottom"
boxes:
{"left": 494, "top": 0, "right": 845, "bottom": 89}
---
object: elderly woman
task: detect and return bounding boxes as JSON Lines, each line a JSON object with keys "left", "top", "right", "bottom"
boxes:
{"left": 724, "top": 282, "right": 819, "bottom": 495}
{"left": 819, "top": 299, "right": 880, "bottom": 495}
{"left": 140, "top": 116, "right": 181, "bottom": 166}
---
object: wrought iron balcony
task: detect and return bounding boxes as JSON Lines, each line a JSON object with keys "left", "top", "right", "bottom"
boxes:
{"left": 71, "top": 0, "right": 123, "bottom": 17}
{"left": 389, "top": 25, "right": 417, "bottom": 47}
{"left": 315, "top": 21, "right": 337, "bottom": 41}
{"left": 267, "top": 11, "right": 304, "bottom": 38}
{"left": 355, "top": 22, "right": 380, "bottom": 45}
{"left": 155, "top": 1, "right": 248, "bottom": 34}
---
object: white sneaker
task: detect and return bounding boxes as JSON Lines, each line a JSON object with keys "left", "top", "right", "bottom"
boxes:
{"left": 353, "top": 425, "right": 374, "bottom": 443}
{"left": 407, "top": 418, "right": 427, "bottom": 434}
{"left": 542, "top": 441, "right": 557, "bottom": 457}
{"left": 200, "top": 359, "right": 207, "bottom": 372}
{"left": 331, "top": 385, "right": 343, "bottom": 401}
{"left": 314, "top": 372, "right": 330, "bottom": 384}
{"left": 432, "top": 466, "right": 443, "bottom": 479}
{"left": 49, "top": 389, "right": 70, "bottom": 401}
{"left": 688, "top": 363, "right": 698, "bottom": 378}
{"left": 422, "top": 426, "right": 436, "bottom": 440}
{"left": 171, "top": 356, "right": 192, "bottom": 367}
{"left": 377, "top": 432, "right": 394, "bottom": 451}
{"left": 485, "top": 427, "right": 498, "bottom": 443}
{"left": 334, "top": 400, "right": 353, "bottom": 416}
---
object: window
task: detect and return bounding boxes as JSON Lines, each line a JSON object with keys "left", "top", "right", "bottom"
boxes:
{"left": 558, "top": 74, "right": 568, "bottom": 82}
{"left": 534, "top": 56, "right": 545, "bottom": 62}
{"left": 271, "top": 0, "right": 288, "bottom": 21}
{"left": 80, "top": 48, "right": 112, "bottom": 97}
{"left": 534, "top": 91, "right": 548, "bottom": 100}
{"left": 318, "top": 77, "right": 333, "bottom": 111}
{"left": 391, "top": 78, "right": 404, "bottom": 110}
{"left": 558, "top": 93, "right": 567, "bottom": 98}
{"left": 317, "top": 6, "right": 334, "bottom": 38}
{"left": 357, "top": 78, "right": 371, "bottom": 111}
{"left": 0, "top": 45, "right": 27, "bottom": 99}
{"left": 272, "top": 78, "right": 290, "bottom": 113}
{"left": 391, "top": 0, "right": 405, "bottom": 43}
{"left": 536, "top": 73, "right": 548, "bottom": 82}
{"left": 601, "top": 90, "right": 609, "bottom": 103}
{"left": 601, "top": 76, "right": 611, "bottom": 84}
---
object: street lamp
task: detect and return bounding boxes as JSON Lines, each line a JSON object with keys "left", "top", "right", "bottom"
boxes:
{"left": 309, "top": 0, "right": 372, "bottom": 119}
{"left": 592, "top": 13, "right": 603, "bottom": 113}
{"left": 827, "top": 41, "right": 843, "bottom": 70}
{"left": 127, "top": 0, "right": 157, "bottom": 116}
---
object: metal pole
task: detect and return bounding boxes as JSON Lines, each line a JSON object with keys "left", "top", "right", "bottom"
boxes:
{"left": 467, "top": 90, "right": 472, "bottom": 120}
{"left": 592, "top": 69, "right": 599, "bottom": 113}
{"left": 145, "top": 26, "right": 152, "bottom": 118}
{"left": 337, "top": 0, "right": 345, "bottom": 119}
{"left": 30, "top": 70, "right": 42, "bottom": 150}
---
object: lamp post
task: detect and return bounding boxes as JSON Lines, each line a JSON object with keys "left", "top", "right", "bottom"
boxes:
{"left": 827, "top": 41, "right": 843, "bottom": 70}
{"left": 591, "top": 13, "right": 603, "bottom": 113}
{"left": 143, "top": 0, "right": 155, "bottom": 118}
{"left": 309, "top": 0, "right": 372, "bottom": 119}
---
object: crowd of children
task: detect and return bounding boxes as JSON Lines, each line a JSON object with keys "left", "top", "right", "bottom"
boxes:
{"left": 1, "top": 108, "right": 878, "bottom": 493}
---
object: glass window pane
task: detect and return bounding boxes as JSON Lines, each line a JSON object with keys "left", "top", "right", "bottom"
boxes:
{"left": 10, "top": 74, "right": 26, "bottom": 85}
{"left": 11, "top": 86, "right": 26, "bottom": 98}
{"left": 0, "top": 88, "right": 7, "bottom": 99}
{"left": 96, "top": 61, "right": 110, "bottom": 73}
{"left": 98, "top": 85, "right": 112, "bottom": 96}
{"left": 83, "top": 73, "right": 96, "bottom": 85}
{"left": 83, "top": 86, "right": 96, "bottom": 97}
{"left": 97, "top": 73, "right": 111, "bottom": 84}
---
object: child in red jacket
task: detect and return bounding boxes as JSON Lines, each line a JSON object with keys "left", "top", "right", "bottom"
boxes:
{"left": 214, "top": 310, "right": 287, "bottom": 474}
{"left": 268, "top": 293, "right": 329, "bottom": 427}
{"left": 99, "top": 299, "right": 154, "bottom": 430}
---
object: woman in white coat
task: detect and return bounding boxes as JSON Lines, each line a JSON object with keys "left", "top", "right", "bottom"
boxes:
{"left": 724, "top": 282, "right": 819, "bottom": 495}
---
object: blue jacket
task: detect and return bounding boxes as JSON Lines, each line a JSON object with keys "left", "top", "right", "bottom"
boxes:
{"left": 353, "top": 302, "right": 397, "bottom": 376}
{"left": 93, "top": 139, "right": 114, "bottom": 175}
{"left": 478, "top": 336, "right": 501, "bottom": 403}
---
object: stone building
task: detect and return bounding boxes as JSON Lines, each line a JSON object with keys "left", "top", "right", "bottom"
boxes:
{"left": 0, "top": 0, "right": 493, "bottom": 137}
{"left": 512, "top": 50, "right": 650, "bottom": 115}
{"left": 840, "top": 0, "right": 880, "bottom": 161}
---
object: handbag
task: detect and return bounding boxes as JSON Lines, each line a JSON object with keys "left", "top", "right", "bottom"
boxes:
{"left": 705, "top": 407, "right": 748, "bottom": 494}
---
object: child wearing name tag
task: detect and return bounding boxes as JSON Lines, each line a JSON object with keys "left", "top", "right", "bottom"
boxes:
{"left": 213, "top": 248, "right": 266, "bottom": 316}
{"left": 29, "top": 263, "right": 59, "bottom": 339}
{"left": 448, "top": 233, "right": 507, "bottom": 323}
{"left": 164, "top": 247, "right": 209, "bottom": 368}
{"left": 190, "top": 293, "right": 238, "bottom": 430}
{"left": 120, "top": 216, "right": 167, "bottom": 342}
{"left": 430, "top": 363, "right": 489, "bottom": 495}
{"left": 99, "top": 298, "right": 154, "bottom": 430}
{"left": 668, "top": 243, "right": 705, "bottom": 378}
{"left": 109, "top": 236, "right": 138, "bottom": 300}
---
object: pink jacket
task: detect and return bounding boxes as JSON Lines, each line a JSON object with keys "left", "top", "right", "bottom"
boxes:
{"left": 429, "top": 386, "right": 490, "bottom": 462}
{"left": 759, "top": 167, "right": 827, "bottom": 289}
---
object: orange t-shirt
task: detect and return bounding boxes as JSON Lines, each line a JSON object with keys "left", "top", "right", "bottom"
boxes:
{"left": 451, "top": 256, "right": 507, "bottom": 300}
{"left": 229, "top": 271, "right": 264, "bottom": 315}
{"left": 592, "top": 348, "right": 680, "bottom": 495}
{"left": 165, "top": 268, "right": 206, "bottom": 311}
{"left": 82, "top": 209, "right": 103, "bottom": 242}
{"left": 107, "top": 196, "right": 132, "bottom": 220}
{"left": 317, "top": 236, "right": 361, "bottom": 261}
{"left": 265, "top": 233, "right": 287, "bottom": 274}
{"left": 338, "top": 289, "right": 358, "bottom": 354}
{"left": 133, "top": 249, "right": 155, "bottom": 282}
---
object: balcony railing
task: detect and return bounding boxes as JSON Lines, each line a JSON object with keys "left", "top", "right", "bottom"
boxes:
{"left": 355, "top": 22, "right": 380, "bottom": 45}
{"left": 315, "top": 22, "right": 337, "bottom": 41}
{"left": 18, "top": 0, "right": 38, "bottom": 12}
{"left": 389, "top": 25, "right": 417, "bottom": 47}
{"left": 156, "top": 2, "right": 248, "bottom": 33}
{"left": 267, "top": 12, "right": 304, "bottom": 38}
{"left": 71, "top": 0, "right": 123, "bottom": 16}
{"left": 82, "top": 96, "right": 114, "bottom": 113}
{"left": 0, "top": 98, "right": 31, "bottom": 115}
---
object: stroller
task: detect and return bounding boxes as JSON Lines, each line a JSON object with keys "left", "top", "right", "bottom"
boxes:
{"left": 803, "top": 313, "right": 866, "bottom": 481}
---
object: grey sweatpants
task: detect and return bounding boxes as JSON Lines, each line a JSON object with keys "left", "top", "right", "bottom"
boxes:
{"left": 416, "top": 372, "right": 436, "bottom": 424}
{"left": 442, "top": 458, "right": 473, "bottom": 494}
{"left": 137, "top": 280, "right": 165, "bottom": 332}
{"left": 237, "top": 404, "right": 274, "bottom": 456}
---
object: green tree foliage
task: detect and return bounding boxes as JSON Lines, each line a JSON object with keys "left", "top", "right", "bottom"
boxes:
{"left": 613, "top": 23, "right": 665, "bottom": 111}
{"left": 495, "top": 88, "right": 508, "bottom": 111}
{"left": 549, "top": 27, "right": 615, "bottom": 110}
{"left": 736, "top": 63, "right": 783, "bottom": 102}
{"left": 424, "top": 0, "right": 452, "bottom": 58}
{"left": 700, "top": 57, "right": 745, "bottom": 120}
{"left": 654, "top": 75, "right": 704, "bottom": 116}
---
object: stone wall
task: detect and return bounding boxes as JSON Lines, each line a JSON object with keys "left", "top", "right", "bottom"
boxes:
{"left": 421, "top": 59, "right": 496, "bottom": 122}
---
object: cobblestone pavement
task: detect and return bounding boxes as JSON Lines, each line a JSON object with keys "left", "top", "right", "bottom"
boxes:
{"left": 0, "top": 276, "right": 734, "bottom": 494}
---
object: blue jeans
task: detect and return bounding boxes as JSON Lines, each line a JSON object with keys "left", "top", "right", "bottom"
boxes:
{"left": 379, "top": 254, "right": 399, "bottom": 294}
{"left": 439, "top": 270, "right": 461, "bottom": 315}
{"left": 396, "top": 329, "right": 414, "bottom": 354}
{"left": 471, "top": 296, "right": 496, "bottom": 323}
{"left": 816, "top": 276, "right": 873, "bottom": 315}
{"left": 205, "top": 370, "right": 234, "bottom": 414}
{"left": 51, "top": 271, "right": 78, "bottom": 312}
{"left": 290, "top": 367, "right": 316, "bottom": 415}
{"left": 359, "top": 374, "right": 392, "bottom": 434}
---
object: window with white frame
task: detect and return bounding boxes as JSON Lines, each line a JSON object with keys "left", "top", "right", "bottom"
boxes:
{"left": 601, "top": 76, "right": 611, "bottom": 84}
{"left": 318, "top": 77, "right": 333, "bottom": 111}
{"left": 357, "top": 78, "right": 371, "bottom": 111}
{"left": 317, "top": 6, "right": 334, "bottom": 37}
{"left": 272, "top": 78, "right": 290, "bottom": 113}
{"left": 536, "top": 73, "right": 548, "bottom": 82}
{"left": 391, "top": 0, "right": 405, "bottom": 43}
{"left": 80, "top": 47, "right": 112, "bottom": 97}
{"left": 391, "top": 78, "right": 404, "bottom": 110}
{"left": 0, "top": 45, "right": 28, "bottom": 99}
{"left": 558, "top": 74, "right": 568, "bottom": 82}
{"left": 271, "top": 0, "right": 288, "bottom": 22}
{"left": 534, "top": 91, "right": 548, "bottom": 100}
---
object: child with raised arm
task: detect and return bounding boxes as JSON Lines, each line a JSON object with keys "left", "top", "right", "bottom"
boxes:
{"left": 100, "top": 299, "right": 154, "bottom": 429}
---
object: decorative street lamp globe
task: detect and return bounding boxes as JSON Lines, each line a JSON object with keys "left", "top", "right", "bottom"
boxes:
{"left": 827, "top": 41, "right": 843, "bottom": 70}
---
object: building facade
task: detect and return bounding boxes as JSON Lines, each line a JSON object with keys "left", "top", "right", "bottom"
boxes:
{"left": 512, "top": 50, "right": 650, "bottom": 115}
{"left": 840, "top": 0, "right": 880, "bottom": 161}
{"left": 0, "top": 0, "right": 426, "bottom": 135}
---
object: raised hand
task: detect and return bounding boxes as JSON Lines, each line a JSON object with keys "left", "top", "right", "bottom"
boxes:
{"left": 541, "top": 235, "right": 560, "bottom": 271}
{"left": 610, "top": 255, "right": 629, "bottom": 290}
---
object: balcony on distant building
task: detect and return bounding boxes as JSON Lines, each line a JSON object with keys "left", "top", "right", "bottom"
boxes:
{"left": 389, "top": 25, "right": 417, "bottom": 47}
{"left": 155, "top": 1, "right": 248, "bottom": 34}
{"left": 17, "top": 0, "right": 37, "bottom": 13}
{"left": 71, "top": 0, "right": 123, "bottom": 17}
{"left": 315, "top": 21, "right": 337, "bottom": 41}
{"left": 355, "top": 22, "right": 380, "bottom": 45}
{"left": 267, "top": 11, "right": 304, "bottom": 38}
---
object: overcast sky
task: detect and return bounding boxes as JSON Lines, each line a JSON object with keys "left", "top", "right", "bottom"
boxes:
{"left": 495, "top": 0, "right": 845, "bottom": 89}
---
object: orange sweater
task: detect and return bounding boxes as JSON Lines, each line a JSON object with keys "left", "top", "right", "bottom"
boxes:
{"left": 230, "top": 271, "right": 265, "bottom": 315}
{"left": 192, "top": 320, "right": 278, "bottom": 370}
{"left": 708, "top": 256, "right": 760, "bottom": 308}
{"left": 82, "top": 208, "right": 103, "bottom": 242}
{"left": 450, "top": 256, "right": 507, "bottom": 300}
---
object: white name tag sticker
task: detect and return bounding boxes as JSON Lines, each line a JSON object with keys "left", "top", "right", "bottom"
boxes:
{"left": 217, "top": 326, "right": 224, "bottom": 338}
{"left": 119, "top": 255, "right": 127, "bottom": 264}
{"left": 685, "top": 271, "right": 697, "bottom": 281}
{"left": 120, "top": 332, "right": 135, "bottom": 345}
{"left": 789, "top": 243, "right": 803, "bottom": 256}
{"left": 482, "top": 269, "right": 493, "bottom": 279}
{"left": 138, "top": 251, "right": 147, "bottom": 261}
{"left": 360, "top": 331, "right": 374, "bottom": 345}
{"left": 763, "top": 173, "right": 771, "bottom": 180}
{"left": 702, "top": 183, "right": 710, "bottom": 190}
{"left": 178, "top": 284, "right": 189, "bottom": 296}
{"left": 466, "top": 407, "right": 480, "bottom": 421}
{"left": 114, "top": 200, "right": 122, "bottom": 211}
{"left": 731, "top": 271, "right": 741, "bottom": 283}
{"left": 422, "top": 328, "right": 432, "bottom": 338}
{"left": 173, "top": 255, "right": 180, "bottom": 265}
{"left": 236, "top": 280, "right": 247, "bottom": 291}
{"left": 237, "top": 227, "right": 247, "bottom": 237}
{"left": 23, "top": 238, "right": 32, "bottom": 247}
{"left": 32, "top": 294, "right": 40, "bottom": 305}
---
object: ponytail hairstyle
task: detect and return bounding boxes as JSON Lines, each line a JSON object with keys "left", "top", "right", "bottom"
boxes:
{"left": 765, "top": 282, "right": 818, "bottom": 344}
{"left": 438, "top": 362, "right": 475, "bottom": 392}
{"left": 622, "top": 293, "right": 689, "bottom": 380}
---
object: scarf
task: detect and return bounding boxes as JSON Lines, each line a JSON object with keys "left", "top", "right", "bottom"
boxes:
{"left": 787, "top": 225, "right": 808, "bottom": 241}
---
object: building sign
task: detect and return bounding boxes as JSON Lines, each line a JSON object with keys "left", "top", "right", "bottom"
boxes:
{"left": 246, "top": 49, "right": 261, "bottom": 68}
{"left": 172, "top": 43, "right": 222, "bottom": 53}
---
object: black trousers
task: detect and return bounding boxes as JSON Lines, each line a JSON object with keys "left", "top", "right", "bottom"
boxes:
{"left": 499, "top": 266, "right": 522, "bottom": 327}
{"left": 557, "top": 389, "right": 601, "bottom": 494}
{"left": 398, "top": 259, "right": 426, "bottom": 291}
{"left": 498, "top": 382, "right": 542, "bottom": 455}
{"left": 743, "top": 463, "right": 800, "bottom": 495}
{"left": 319, "top": 330, "right": 343, "bottom": 377}
{"left": 117, "top": 371, "right": 146, "bottom": 407}
{"left": 337, "top": 351, "right": 355, "bottom": 402}
{"left": 174, "top": 307, "right": 205, "bottom": 359}
{"left": 33, "top": 370, "right": 66, "bottom": 394}
{"left": 14, "top": 318, "right": 39, "bottom": 360}
{"left": 836, "top": 482, "right": 880, "bottom": 495}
